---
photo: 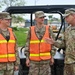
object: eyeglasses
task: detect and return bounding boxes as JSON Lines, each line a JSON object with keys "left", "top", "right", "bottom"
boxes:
{"left": 3, "top": 19, "right": 11, "bottom": 20}
{"left": 0, "top": 19, "right": 11, "bottom": 22}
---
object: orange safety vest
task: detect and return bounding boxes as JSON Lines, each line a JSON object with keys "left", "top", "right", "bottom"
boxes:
{"left": 30, "top": 26, "right": 52, "bottom": 61}
{"left": 0, "top": 28, "right": 16, "bottom": 62}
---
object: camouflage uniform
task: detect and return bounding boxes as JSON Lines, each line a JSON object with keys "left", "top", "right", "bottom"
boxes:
{"left": 0, "top": 29, "right": 20, "bottom": 75}
{"left": 62, "top": 8, "right": 75, "bottom": 75}
{"left": 54, "top": 24, "right": 75, "bottom": 75}
{"left": 64, "top": 26, "right": 75, "bottom": 75}
{"left": 25, "top": 25, "right": 55, "bottom": 75}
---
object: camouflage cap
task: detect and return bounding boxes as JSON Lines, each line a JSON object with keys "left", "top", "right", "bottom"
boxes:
{"left": 35, "top": 11, "right": 46, "bottom": 18}
{"left": 63, "top": 8, "right": 75, "bottom": 18}
{"left": 0, "top": 12, "right": 11, "bottom": 19}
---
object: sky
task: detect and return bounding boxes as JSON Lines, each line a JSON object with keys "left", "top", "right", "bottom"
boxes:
{"left": 24, "top": 0, "right": 75, "bottom": 19}
{"left": 25, "top": 0, "right": 75, "bottom": 6}
{"left": 1, "top": 0, "right": 75, "bottom": 11}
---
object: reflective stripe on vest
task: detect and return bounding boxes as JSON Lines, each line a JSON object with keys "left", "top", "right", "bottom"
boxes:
{"left": 0, "top": 40, "right": 7, "bottom": 43}
{"left": 0, "top": 40, "right": 15, "bottom": 43}
{"left": 30, "top": 40, "right": 44, "bottom": 43}
{"left": 30, "top": 52, "right": 51, "bottom": 56}
{"left": 8, "top": 40, "right": 16, "bottom": 43}
{"left": 0, "top": 54, "right": 15, "bottom": 58}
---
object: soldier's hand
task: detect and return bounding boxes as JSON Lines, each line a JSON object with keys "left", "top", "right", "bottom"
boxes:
{"left": 44, "top": 37, "right": 54, "bottom": 44}
{"left": 50, "top": 57, "right": 54, "bottom": 65}
{"left": 26, "top": 59, "right": 30, "bottom": 67}
{"left": 14, "top": 66, "right": 19, "bottom": 71}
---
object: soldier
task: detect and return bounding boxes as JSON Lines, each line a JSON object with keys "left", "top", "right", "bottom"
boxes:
{"left": 45, "top": 8, "right": 75, "bottom": 75}
{"left": 25, "top": 11, "right": 55, "bottom": 75}
{"left": 0, "top": 12, "right": 20, "bottom": 75}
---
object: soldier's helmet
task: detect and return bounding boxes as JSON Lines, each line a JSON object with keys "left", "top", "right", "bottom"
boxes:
{"left": 35, "top": 11, "right": 46, "bottom": 18}
{"left": 0, "top": 12, "right": 11, "bottom": 19}
{"left": 63, "top": 8, "right": 75, "bottom": 18}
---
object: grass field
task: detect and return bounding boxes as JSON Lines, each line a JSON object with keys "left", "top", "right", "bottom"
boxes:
{"left": 13, "top": 27, "right": 29, "bottom": 47}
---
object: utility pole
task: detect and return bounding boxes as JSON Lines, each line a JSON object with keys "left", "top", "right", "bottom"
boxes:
{"left": 35, "top": 0, "right": 36, "bottom": 5}
{"left": 34, "top": 0, "right": 39, "bottom": 5}
{"left": 10, "top": 0, "right": 12, "bottom": 6}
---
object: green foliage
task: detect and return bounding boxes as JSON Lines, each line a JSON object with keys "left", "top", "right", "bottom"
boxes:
{"left": 14, "top": 27, "right": 29, "bottom": 47}
{"left": 0, "top": 0, "right": 26, "bottom": 7}
{"left": 12, "top": 26, "right": 18, "bottom": 31}
{"left": 48, "top": 15, "right": 53, "bottom": 19}
{"left": 12, "top": 15, "right": 25, "bottom": 23}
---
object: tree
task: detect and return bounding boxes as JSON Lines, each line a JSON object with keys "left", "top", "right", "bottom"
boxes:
{"left": 0, "top": 0, "right": 26, "bottom": 8}
{"left": 48, "top": 15, "right": 53, "bottom": 24}
{"left": 12, "top": 14, "right": 25, "bottom": 23}
{"left": 48, "top": 15, "right": 60, "bottom": 22}
{"left": 48, "top": 15, "right": 53, "bottom": 19}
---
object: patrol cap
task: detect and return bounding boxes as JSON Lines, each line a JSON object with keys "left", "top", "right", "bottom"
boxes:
{"left": 0, "top": 12, "right": 11, "bottom": 19}
{"left": 63, "top": 8, "right": 75, "bottom": 18}
{"left": 35, "top": 11, "right": 46, "bottom": 18}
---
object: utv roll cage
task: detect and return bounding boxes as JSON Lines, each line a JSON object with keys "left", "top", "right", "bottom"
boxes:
{"left": 5, "top": 5, "right": 75, "bottom": 14}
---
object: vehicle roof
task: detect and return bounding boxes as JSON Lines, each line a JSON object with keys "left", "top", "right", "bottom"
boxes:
{"left": 5, "top": 5, "right": 75, "bottom": 14}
